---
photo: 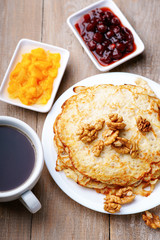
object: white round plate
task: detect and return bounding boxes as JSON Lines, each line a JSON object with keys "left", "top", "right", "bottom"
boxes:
{"left": 42, "top": 72, "right": 160, "bottom": 215}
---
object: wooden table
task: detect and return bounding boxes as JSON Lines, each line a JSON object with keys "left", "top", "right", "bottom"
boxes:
{"left": 0, "top": 0, "right": 160, "bottom": 239}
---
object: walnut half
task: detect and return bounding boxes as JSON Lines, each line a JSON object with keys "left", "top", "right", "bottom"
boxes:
{"left": 116, "top": 187, "right": 135, "bottom": 204}
{"left": 142, "top": 211, "right": 160, "bottom": 229}
{"left": 77, "top": 119, "right": 105, "bottom": 143}
{"left": 104, "top": 187, "right": 135, "bottom": 213}
{"left": 106, "top": 114, "right": 126, "bottom": 130}
{"left": 137, "top": 116, "right": 151, "bottom": 132}
{"left": 102, "top": 129, "right": 119, "bottom": 146}
{"left": 112, "top": 137, "right": 138, "bottom": 158}
{"left": 104, "top": 202, "right": 121, "bottom": 214}
{"left": 104, "top": 195, "right": 121, "bottom": 213}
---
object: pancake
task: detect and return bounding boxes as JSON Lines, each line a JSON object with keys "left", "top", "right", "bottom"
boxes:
{"left": 54, "top": 119, "right": 109, "bottom": 189}
{"left": 54, "top": 82, "right": 160, "bottom": 188}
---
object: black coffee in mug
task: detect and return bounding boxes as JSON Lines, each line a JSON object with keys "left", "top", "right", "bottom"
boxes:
{"left": 0, "top": 125, "right": 35, "bottom": 191}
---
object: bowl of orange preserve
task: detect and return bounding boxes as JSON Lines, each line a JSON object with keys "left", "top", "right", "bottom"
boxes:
{"left": 0, "top": 39, "right": 70, "bottom": 112}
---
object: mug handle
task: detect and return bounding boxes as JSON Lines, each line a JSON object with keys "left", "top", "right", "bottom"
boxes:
{"left": 20, "top": 190, "right": 41, "bottom": 213}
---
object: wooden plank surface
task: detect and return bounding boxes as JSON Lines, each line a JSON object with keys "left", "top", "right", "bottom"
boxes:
{"left": 0, "top": 0, "right": 160, "bottom": 239}
{"left": 0, "top": 1, "right": 42, "bottom": 240}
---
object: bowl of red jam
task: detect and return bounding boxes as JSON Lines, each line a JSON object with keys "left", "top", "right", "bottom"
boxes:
{"left": 67, "top": 0, "right": 144, "bottom": 72}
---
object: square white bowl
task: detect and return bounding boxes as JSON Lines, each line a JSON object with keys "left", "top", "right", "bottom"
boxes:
{"left": 67, "top": 0, "right": 144, "bottom": 72}
{"left": 0, "top": 39, "right": 70, "bottom": 113}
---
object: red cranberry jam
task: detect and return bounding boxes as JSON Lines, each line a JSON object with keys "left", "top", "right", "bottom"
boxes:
{"left": 75, "top": 8, "right": 136, "bottom": 66}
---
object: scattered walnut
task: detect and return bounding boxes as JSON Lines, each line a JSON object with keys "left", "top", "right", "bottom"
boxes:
{"left": 116, "top": 187, "right": 135, "bottom": 204}
{"left": 112, "top": 137, "right": 138, "bottom": 158}
{"left": 104, "top": 188, "right": 135, "bottom": 213}
{"left": 77, "top": 125, "right": 98, "bottom": 143}
{"left": 102, "top": 129, "right": 119, "bottom": 146}
{"left": 142, "top": 211, "right": 160, "bottom": 229}
{"left": 77, "top": 119, "right": 105, "bottom": 143}
{"left": 104, "top": 202, "right": 121, "bottom": 213}
{"left": 106, "top": 114, "right": 126, "bottom": 130}
{"left": 137, "top": 116, "right": 151, "bottom": 132}
{"left": 104, "top": 195, "right": 122, "bottom": 213}
{"left": 112, "top": 137, "right": 131, "bottom": 154}
{"left": 92, "top": 140, "right": 104, "bottom": 157}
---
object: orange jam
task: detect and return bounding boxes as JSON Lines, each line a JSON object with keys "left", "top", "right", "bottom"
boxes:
{"left": 8, "top": 48, "right": 61, "bottom": 105}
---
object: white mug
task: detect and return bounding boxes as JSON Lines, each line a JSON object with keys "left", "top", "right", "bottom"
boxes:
{"left": 0, "top": 116, "right": 44, "bottom": 213}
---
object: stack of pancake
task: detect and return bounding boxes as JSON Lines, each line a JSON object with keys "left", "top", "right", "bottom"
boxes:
{"left": 53, "top": 79, "right": 160, "bottom": 208}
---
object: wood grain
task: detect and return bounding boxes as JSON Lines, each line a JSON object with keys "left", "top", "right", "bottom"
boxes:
{"left": 0, "top": 0, "right": 42, "bottom": 240}
{"left": 0, "top": 0, "right": 160, "bottom": 239}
